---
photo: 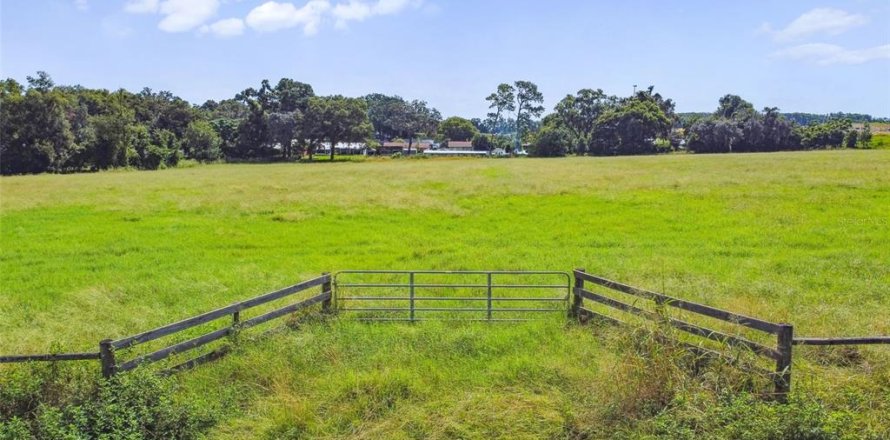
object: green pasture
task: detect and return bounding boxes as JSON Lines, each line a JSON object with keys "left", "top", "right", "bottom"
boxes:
{"left": 2, "top": 150, "right": 889, "bottom": 438}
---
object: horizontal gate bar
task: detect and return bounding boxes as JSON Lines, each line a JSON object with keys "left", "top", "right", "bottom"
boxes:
{"left": 338, "top": 296, "right": 567, "bottom": 302}
{"left": 337, "top": 283, "right": 568, "bottom": 289}
{"left": 337, "top": 270, "right": 571, "bottom": 275}
{"left": 352, "top": 318, "right": 554, "bottom": 322}
{"left": 343, "top": 307, "right": 563, "bottom": 312}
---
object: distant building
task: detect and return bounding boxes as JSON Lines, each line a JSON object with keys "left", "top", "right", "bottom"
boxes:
{"left": 445, "top": 141, "right": 474, "bottom": 151}
{"left": 318, "top": 142, "right": 369, "bottom": 155}
{"left": 378, "top": 141, "right": 434, "bottom": 155}
{"left": 424, "top": 150, "right": 488, "bottom": 157}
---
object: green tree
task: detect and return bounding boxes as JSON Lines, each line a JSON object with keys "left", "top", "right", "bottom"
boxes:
{"left": 716, "top": 94, "right": 756, "bottom": 121}
{"left": 438, "top": 116, "right": 479, "bottom": 141}
{"left": 798, "top": 119, "right": 852, "bottom": 149}
{"left": 686, "top": 118, "right": 742, "bottom": 153}
{"left": 513, "top": 80, "right": 545, "bottom": 147}
{"left": 595, "top": 96, "right": 671, "bottom": 155}
{"left": 530, "top": 126, "right": 570, "bottom": 157}
{"left": 390, "top": 99, "right": 441, "bottom": 154}
{"left": 470, "top": 133, "right": 494, "bottom": 152}
{"left": 273, "top": 78, "right": 314, "bottom": 113}
{"left": 554, "top": 89, "right": 614, "bottom": 154}
{"left": 364, "top": 93, "right": 406, "bottom": 140}
{"left": 267, "top": 112, "right": 299, "bottom": 159}
{"left": 0, "top": 75, "right": 77, "bottom": 174}
{"left": 90, "top": 111, "right": 134, "bottom": 169}
{"left": 183, "top": 120, "right": 222, "bottom": 161}
{"left": 685, "top": 97, "right": 804, "bottom": 154}
{"left": 485, "top": 83, "right": 515, "bottom": 135}
{"left": 301, "top": 96, "right": 373, "bottom": 161}
{"left": 234, "top": 101, "right": 270, "bottom": 158}
{"left": 26, "top": 71, "right": 55, "bottom": 92}
{"left": 860, "top": 122, "right": 873, "bottom": 148}
{"left": 210, "top": 118, "right": 240, "bottom": 157}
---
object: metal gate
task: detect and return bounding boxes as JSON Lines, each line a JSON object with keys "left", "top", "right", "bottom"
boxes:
{"left": 333, "top": 270, "right": 571, "bottom": 321}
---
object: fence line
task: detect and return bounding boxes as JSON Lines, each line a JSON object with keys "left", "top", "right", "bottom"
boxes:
{"left": 2, "top": 267, "right": 886, "bottom": 400}
{"left": 568, "top": 268, "right": 889, "bottom": 400}
{"left": 1, "top": 273, "right": 332, "bottom": 378}
{"left": 571, "top": 268, "right": 795, "bottom": 397}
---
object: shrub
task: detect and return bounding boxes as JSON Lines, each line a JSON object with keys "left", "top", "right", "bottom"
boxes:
{"left": 0, "top": 365, "right": 216, "bottom": 440}
{"left": 648, "top": 393, "right": 857, "bottom": 440}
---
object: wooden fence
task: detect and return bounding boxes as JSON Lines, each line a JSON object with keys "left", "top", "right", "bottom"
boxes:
{"left": 1, "top": 274, "right": 332, "bottom": 377}
{"left": 572, "top": 268, "right": 793, "bottom": 398}
{"left": 569, "top": 268, "right": 889, "bottom": 399}
{"left": 2, "top": 268, "right": 887, "bottom": 397}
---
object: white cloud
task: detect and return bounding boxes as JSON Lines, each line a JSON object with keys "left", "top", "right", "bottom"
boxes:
{"left": 332, "top": 0, "right": 420, "bottom": 27}
{"left": 771, "top": 43, "right": 890, "bottom": 65}
{"left": 126, "top": 0, "right": 421, "bottom": 37}
{"left": 74, "top": 0, "right": 88, "bottom": 11}
{"left": 332, "top": 1, "right": 373, "bottom": 24}
{"left": 372, "top": 0, "right": 418, "bottom": 15}
{"left": 200, "top": 18, "right": 246, "bottom": 37}
{"left": 157, "top": 0, "right": 220, "bottom": 32}
{"left": 760, "top": 8, "right": 868, "bottom": 42}
{"left": 246, "top": 1, "right": 332, "bottom": 35}
{"left": 124, "top": 0, "right": 159, "bottom": 14}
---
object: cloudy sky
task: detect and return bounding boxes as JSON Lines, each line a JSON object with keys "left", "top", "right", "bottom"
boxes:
{"left": 2, "top": 0, "right": 889, "bottom": 117}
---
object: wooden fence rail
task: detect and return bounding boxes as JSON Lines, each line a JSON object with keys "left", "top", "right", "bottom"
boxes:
{"left": 0, "top": 274, "right": 332, "bottom": 378}
{"left": 0, "top": 352, "right": 101, "bottom": 363}
{"left": 107, "top": 273, "right": 332, "bottom": 377}
{"left": 570, "top": 268, "right": 794, "bottom": 399}
{"left": 793, "top": 337, "right": 890, "bottom": 346}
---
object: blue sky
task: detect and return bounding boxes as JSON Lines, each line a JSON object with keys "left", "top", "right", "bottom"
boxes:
{"left": 2, "top": 0, "right": 889, "bottom": 117}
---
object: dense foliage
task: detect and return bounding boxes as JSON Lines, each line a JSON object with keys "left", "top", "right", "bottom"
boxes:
{"left": 537, "top": 86, "right": 674, "bottom": 156}
{"left": 684, "top": 96, "right": 868, "bottom": 153}
{"left": 0, "top": 73, "right": 379, "bottom": 174}
{"left": 1, "top": 72, "right": 880, "bottom": 174}
{"left": 0, "top": 365, "right": 216, "bottom": 439}
{"left": 437, "top": 116, "right": 479, "bottom": 141}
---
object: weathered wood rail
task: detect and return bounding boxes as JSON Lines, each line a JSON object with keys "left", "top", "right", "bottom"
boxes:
{"left": 0, "top": 352, "right": 101, "bottom": 363}
{"left": 571, "top": 268, "right": 793, "bottom": 399}
{"left": 792, "top": 337, "right": 890, "bottom": 346}
{"left": 568, "top": 268, "right": 889, "bottom": 399}
{"left": 1, "top": 274, "right": 332, "bottom": 378}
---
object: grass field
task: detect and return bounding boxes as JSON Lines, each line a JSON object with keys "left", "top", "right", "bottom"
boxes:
{"left": 2, "top": 151, "right": 889, "bottom": 438}
{"left": 870, "top": 132, "right": 890, "bottom": 149}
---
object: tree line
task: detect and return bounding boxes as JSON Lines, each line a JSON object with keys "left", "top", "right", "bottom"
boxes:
{"left": 0, "top": 71, "right": 878, "bottom": 175}
{"left": 521, "top": 88, "right": 874, "bottom": 157}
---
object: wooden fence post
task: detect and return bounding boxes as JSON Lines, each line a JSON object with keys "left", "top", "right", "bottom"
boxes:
{"left": 99, "top": 339, "right": 116, "bottom": 378}
{"left": 774, "top": 324, "right": 794, "bottom": 401}
{"left": 570, "top": 268, "right": 585, "bottom": 319}
{"left": 321, "top": 272, "right": 332, "bottom": 313}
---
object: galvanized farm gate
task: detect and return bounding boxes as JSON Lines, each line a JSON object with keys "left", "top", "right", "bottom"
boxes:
{"left": 333, "top": 270, "right": 571, "bottom": 321}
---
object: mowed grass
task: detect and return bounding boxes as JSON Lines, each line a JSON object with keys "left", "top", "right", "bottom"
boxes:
{"left": 2, "top": 150, "right": 890, "bottom": 438}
